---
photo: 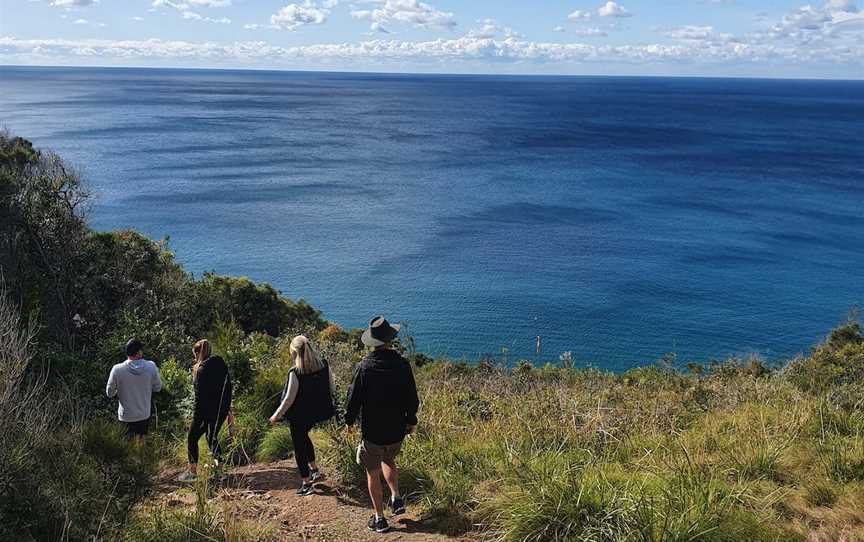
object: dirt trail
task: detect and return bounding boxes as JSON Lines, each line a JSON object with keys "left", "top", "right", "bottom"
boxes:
{"left": 153, "top": 460, "right": 477, "bottom": 541}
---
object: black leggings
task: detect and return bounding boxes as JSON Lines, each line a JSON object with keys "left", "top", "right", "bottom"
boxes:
{"left": 188, "top": 414, "right": 227, "bottom": 465}
{"left": 290, "top": 420, "right": 316, "bottom": 479}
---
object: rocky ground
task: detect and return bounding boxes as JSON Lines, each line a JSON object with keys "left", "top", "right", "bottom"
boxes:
{"left": 153, "top": 460, "right": 477, "bottom": 541}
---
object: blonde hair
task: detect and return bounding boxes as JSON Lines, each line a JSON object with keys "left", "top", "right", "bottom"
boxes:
{"left": 192, "top": 339, "right": 211, "bottom": 379}
{"left": 290, "top": 335, "right": 323, "bottom": 375}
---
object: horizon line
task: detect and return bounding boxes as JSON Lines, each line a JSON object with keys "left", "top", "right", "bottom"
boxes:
{"left": 2, "top": 63, "right": 862, "bottom": 83}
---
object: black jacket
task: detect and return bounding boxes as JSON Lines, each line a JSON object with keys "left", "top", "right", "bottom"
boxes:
{"left": 345, "top": 349, "right": 419, "bottom": 445}
{"left": 193, "top": 355, "right": 232, "bottom": 421}
{"left": 282, "top": 363, "right": 335, "bottom": 425}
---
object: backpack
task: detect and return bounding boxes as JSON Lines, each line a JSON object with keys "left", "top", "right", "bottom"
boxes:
{"left": 280, "top": 361, "right": 335, "bottom": 425}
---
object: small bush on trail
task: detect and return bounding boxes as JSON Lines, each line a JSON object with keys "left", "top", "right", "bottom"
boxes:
{"left": 257, "top": 425, "right": 294, "bottom": 462}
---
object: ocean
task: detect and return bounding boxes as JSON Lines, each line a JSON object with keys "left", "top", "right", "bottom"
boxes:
{"left": 1, "top": 66, "right": 862, "bottom": 369}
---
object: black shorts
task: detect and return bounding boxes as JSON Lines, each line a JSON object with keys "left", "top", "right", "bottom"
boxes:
{"left": 125, "top": 418, "right": 150, "bottom": 436}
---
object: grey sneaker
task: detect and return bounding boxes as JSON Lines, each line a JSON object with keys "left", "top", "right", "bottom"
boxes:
{"left": 310, "top": 469, "right": 324, "bottom": 483}
{"left": 390, "top": 496, "right": 405, "bottom": 515}
{"left": 367, "top": 516, "right": 390, "bottom": 533}
{"left": 177, "top": 471, "right": 196, "bottom": 483}
{"left": 296, "top": 483, "right": 314, "bottom": 496}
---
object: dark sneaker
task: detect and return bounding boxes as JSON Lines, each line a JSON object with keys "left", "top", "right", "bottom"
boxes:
{"left": 296, "top": 483, "right": 314, "bottom": 496}
{"left": 367, "top": 516, "right": 390, "bottom": 533}
{"left": 310, "top": 469, "right": 324, "bottom": 483}
{"left": 390, "top": 496, "right": 405, "bottom": 515}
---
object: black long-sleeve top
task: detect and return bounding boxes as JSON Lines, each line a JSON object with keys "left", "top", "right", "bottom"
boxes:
{"left": 193, "top": 355, "right": 232, "bottom": 421}
{"left": 344, "top": 348, "right": 419, "bottom": 445}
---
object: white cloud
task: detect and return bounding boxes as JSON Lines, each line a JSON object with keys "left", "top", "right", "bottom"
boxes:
{"left": 825, "top": 0, "right": 858, "bottom": 11}
{"left": 756, "top": 0, "right": 864, "bottom": 43}
{"left": 573, "top": 27, "right": 608, "bottom": 37}
{"left": 51, "top": 0, "right": 98, "bottom": 7}
{"left": 466, "top": 18, "right": 521, "bottom": 39}
{"left": 567, "top": 10, "right": 592, "bottom": 21}
{"left": 552, "top": 25, "right": 566, "bottom": 32}
{"left": 180, "top": 10, "right": 231, "bottom": 23}
{"left": 151, "top": 0, "right": 231, "bottom": 9}
{"left": 187, "top": 0, "right": 231, "bottom": 6}
{"left": 132, "top": 16, "right": 144, "bottom": 21}
{"left": 2, "top": 32, "right": 860, "bottom": 68}
{"left": 351, "top": 0, "right": 457, "bottom": 33}
{"left": 4, "top": 0, "right": 863, "bottom": 73}
{"left": 662, "top": 25, "right": 719, "bottom": 41}
{"left": 73, "top": 18, "right": 88, "bottom": 23}
{"left": 598, "top": 1, "right": 631, "bottom": 18}
{"left": 270, "top": 1, "right": 330, "bottom": 30}
{"left": 150, "top": 0, "right": 232, "bottom": 23}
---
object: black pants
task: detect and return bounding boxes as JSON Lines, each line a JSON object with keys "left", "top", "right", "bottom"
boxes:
{"left": 188, "top": 413, "right": 227, "bottom": 465}
{"left": 290, "top": 420, "right": 316, "bottom": 479}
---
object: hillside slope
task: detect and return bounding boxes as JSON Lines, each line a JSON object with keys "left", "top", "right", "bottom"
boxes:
{"left": 150, "top": 460, "right": 476, "bottom": 542}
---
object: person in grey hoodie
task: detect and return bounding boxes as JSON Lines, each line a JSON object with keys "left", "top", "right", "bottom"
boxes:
{"left": 106, "top": 338, "right": 162, "bottom": 443}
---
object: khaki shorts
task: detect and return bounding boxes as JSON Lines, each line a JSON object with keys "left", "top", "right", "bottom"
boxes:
{"left": 356, "top": 439, "right": 403, "bottom": 471}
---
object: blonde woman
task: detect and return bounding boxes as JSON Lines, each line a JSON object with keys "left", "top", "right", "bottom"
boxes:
{"left": 178, "top": 339, "right": 233, "bottom": 482}
{"left": 269, "top": 335, "right": 336, "bottom": 496}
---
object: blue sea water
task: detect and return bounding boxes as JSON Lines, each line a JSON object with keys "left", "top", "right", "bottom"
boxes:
{"left": 1, "top": 66, "right": 862, "bottom": 369}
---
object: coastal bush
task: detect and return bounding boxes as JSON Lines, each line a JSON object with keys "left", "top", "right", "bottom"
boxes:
{"left": 196, "top": 273, "right": 326, "bottom": 337}
{"left": 321, "top": 422, "right": 366, "bottom": 490}
{"left": 154, "top": 356, "right": 194, "bottom": 425}
{"left": 484, "top": 457, "right": 631, "bottom": 542}
{"left": 257, "top": 425, "right": 294, "bottom": 462}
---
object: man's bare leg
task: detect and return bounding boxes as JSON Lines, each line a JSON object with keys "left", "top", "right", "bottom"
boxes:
{"left": 381, "top": 459, "right": 400, "bottom": 500}
{"left": 366, "top": 468, "right": 385, "bottom": 518}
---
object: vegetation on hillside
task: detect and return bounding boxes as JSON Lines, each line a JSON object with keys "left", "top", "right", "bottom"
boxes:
{"left": 1, "top": 132, "right": 862, "bottom": 541}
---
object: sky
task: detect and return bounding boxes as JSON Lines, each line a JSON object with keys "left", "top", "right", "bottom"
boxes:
{"left": 0, "top": 0, "right": 862, "bottom": 78}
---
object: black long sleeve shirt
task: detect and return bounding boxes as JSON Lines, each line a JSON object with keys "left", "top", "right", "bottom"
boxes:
{"left": 344, "top": 349, "right": 419, "bottom": 445}
{"left": 193, "top": 355, "right": 232, "bottom": 421}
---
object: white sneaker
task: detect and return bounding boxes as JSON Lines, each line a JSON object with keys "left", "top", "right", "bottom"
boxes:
{"left": 177, "top": 471, "right": 197, "bottom": 482}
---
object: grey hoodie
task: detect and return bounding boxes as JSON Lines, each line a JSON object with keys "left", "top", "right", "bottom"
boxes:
{"left": 106, "top": 358, "right": 162, "bottom": 422}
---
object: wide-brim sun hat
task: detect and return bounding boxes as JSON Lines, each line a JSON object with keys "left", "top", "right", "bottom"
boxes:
{"left": 361, "top": 315, "right": 401, "bottom": 347}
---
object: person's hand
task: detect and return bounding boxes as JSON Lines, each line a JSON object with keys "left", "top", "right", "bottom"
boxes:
{"left": 268, "top": 416, "right": 278, "bottom": 426}
{"left": 405, "top": 424, "right": 416, "bottom": 435}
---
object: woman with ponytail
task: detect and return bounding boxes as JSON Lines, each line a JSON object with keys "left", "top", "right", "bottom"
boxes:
{"left": 178, "top": 339, "right": 233, "bottom": 482}
{"left": 269, "top": 335, "right": 336, "bottom": 496}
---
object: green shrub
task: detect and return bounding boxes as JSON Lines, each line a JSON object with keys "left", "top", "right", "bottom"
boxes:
{"left": 817, "top": 434, "right": 864, "bottom": 483}
{"left": 786, "top": 319, "right": 864, "bottom": 395}
{"left": 154, "top": 356, "right": 193, "bottom": 424}
{"left": 804, "top": 481, "right": 838, "bottom": 507}
{"left": 629, "top": 469, "right": 787, "bottom": 542}
{"left": 257, "top": 425, "right": 294, "bottom": 462}
{"left": 320, "top": 422, "right": 366, "bottom": 489}
{"left": 225, "top": 409, "right": 267, "bottom": 466}
{"left": 484, "top": 456, "right": 630, "bottom": 542}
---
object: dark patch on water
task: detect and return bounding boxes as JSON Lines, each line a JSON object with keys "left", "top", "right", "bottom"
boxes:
{"left": 127, "top": 182, "right": 375, "bottom": 206}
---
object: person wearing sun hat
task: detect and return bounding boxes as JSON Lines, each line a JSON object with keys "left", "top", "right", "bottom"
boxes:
{"left": 345, "top": 315, "right": 420, "bottom": 534}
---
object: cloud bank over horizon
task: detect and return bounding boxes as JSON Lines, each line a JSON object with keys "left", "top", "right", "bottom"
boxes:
{"left": 1, "top": 0, "right": 862, "bottom": 78}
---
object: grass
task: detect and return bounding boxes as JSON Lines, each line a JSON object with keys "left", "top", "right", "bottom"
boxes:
{"left": 256, "top": 425, "right": 294, "bottom": 462}
{"left": 122, "top": 470, "right": 275, "bottom": 542}
{"left": 306, "top": 328, "right": 864, "bottom": 541}
{"left": 22, "top": 313, "right": 864, "bottom": 541}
